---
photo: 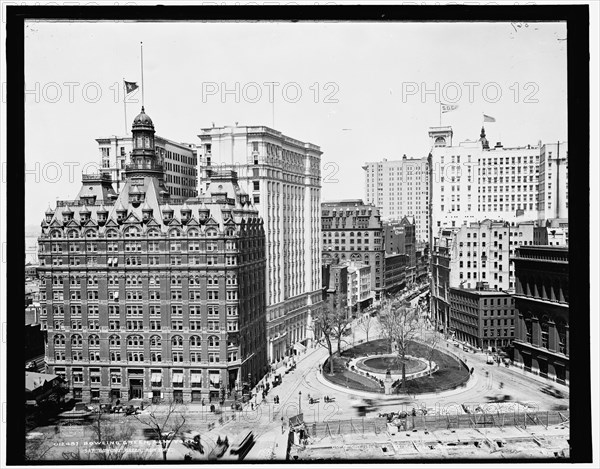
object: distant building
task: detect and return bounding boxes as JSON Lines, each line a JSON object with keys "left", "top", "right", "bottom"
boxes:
{"left": 544, "top": 218, "right": 569, "bottom": 246}
{"left": 538, "top": 142, "right": 568, "bottom": 222}
{"left": 415, "top": 247, "right": 429, "bottom": 283}
{"left": 322, "top": 263, "right": 349, "bottom": 314}
{"left": 96, "top": 135, "right": 198, "bottom": 198}
{"left": 25, "top": 372, "right": 68, "bottom": 408}
{"left": 346, "top": 261, "right": 373, "bottom": 312}
{"left": 363, "top": 156, "right": 430, "bottom": 241}
{"left": 198, "top": 125, "right": 322, "bottom": 362}
{"left": 383, "top": 217, "right": 416, "bottom": 284}
{"left": 512, "top": 246, "right": 569, "bottom": 384}
{"left": 430, "top": 230, "right": 452, "bottom": 333}
{"left": 383, "top": 253, "right": 408, "bottom": 296}
{"left": 443, "top": 219, "right": 548, "bottom": 292}
{"left": 322, "top": 200, "right": 384, "bottom": 300}
{"left": 449, "top": 284, "right": 516, "bottom": 351}
{"left": 428, "top": 126, "right": 547, "bottom": 237}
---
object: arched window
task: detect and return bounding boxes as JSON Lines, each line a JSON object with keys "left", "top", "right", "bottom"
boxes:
{"left": 127, "top": 335, "right": 143, "bottom": 347}
{"left": 124, "top": 226, "right": 140, "bottom": 238}
{"left": 50, "top": 230, "right": 62, "bottom": 238}
{"left": 106, "top": 229, "right": 119, "bottom": 238}
{"left": 147, "top": 229, "right": 161, "bottom": 238}
{"left": 190, "top": 335, "right": 201, "bottom": 348}
{"left": 206, "top": 229, "right": 218, "bottom": 237}
{"left": 187, "top": 229, "right": 200, "bottom": 237}
{"left": 67, "top": 229, "right": 79, "bottom": 239}
{"left": 54, "top": 334, "right": 66, "bottom": 346}
{"left": 349, "top": 232, "right": 354, "bottom": 237}
{"left": 109, "top": 335, "right": 121, "bottom": 347}
{"left": 85, "top": 229, "right": 97, "bottom": 238}
{"left": 225, "top": 228, "right": 235, "bottom": 237}
{"left": 71, "top": 334, "right": 83, "bottom": 347}
{"left": 169, "top": 229, "right": 182, "bottom": 237}
{"left": 208, "top": 336, "right": 220, "bottom": 348}
{"left": 172, "top": 336, "right": 183, "bottom": 348}
{"left": 150, "top": 335, "right": 161, "bottom": 348}
{"left": 88, "top": 335, "right": 100, "bottom": 347}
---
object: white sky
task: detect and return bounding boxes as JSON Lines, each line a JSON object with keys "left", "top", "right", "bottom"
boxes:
{"left": 24, "top": 20, "right": 567, "bottom": 230}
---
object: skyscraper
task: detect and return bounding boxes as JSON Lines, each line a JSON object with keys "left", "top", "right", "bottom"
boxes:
{"left": 198, "top": 126, "right": 322, "bottom": 362}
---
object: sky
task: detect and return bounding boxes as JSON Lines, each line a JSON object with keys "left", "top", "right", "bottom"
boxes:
{"left": 24, "top": 20, "right": 567, "bottom": 231}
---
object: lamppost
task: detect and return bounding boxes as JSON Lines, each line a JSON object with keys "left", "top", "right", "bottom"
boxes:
{"left": 298, "top": 391, "right": 302, "bottom": 414}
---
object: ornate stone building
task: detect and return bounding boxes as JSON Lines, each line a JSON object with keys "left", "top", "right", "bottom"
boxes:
{"left": 512, "top": 246, "right": 569, "bottom": 384}
{"left": 321, "top": 200, "right": 385, "bottom": 301}
{"left": 38, "top": 108, "right": 267, "bottom": 403}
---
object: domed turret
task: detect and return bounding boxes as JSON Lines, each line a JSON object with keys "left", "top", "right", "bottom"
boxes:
{"left": 44, "top": 206, "right": 55, "bottom": 224}
{"left": 132, "top": 106, "right": 154, "bottom": 130}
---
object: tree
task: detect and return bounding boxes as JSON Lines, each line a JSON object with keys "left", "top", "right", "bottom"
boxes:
{"left": 89, "top": 410, "right": 139, "bottom": 461}
{"left": 133, "top": 399, "right": 187, "bottom": 461}
{"left": 424, "top": 330, "right": 441, "bottom": 377}
{"left": 312, "top": 297, "right": 353, "bottom": 374}
{"left": 357, "top": 312, "right": 374, "bottom": 343}
{"left": 379, "top": 300, "right": 421, "bottom": 390}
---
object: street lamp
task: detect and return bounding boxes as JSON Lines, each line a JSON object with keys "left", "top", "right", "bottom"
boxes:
{"left": 298, "top": 391, "right": 302, "bottom": 414}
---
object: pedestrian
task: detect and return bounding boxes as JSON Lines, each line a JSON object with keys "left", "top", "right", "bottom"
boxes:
{"left": 251, "top": 402, "right": 254, "bottom": 410}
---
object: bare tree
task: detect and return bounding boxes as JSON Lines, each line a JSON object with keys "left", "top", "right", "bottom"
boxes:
{"left": 133, "top": 399, "right": 187, "bottom": 461}
{"left": 89, "top": 410, "right": 138, "bottom": 461}
{"left": 424, "top": 331, "right": 441, "bottom": 377}
{"left": 312, "top": 298, "right": 353, "bottom": 374}
{"left": 357, "top": 312, "right": 374, "bottom": 343}
{"left": 379, "top": 300, "right": 421, "bottom": 389}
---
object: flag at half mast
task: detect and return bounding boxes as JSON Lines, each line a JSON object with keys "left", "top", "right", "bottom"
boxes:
{"left": 124, "top": 80, "right": 139, "bottom": 94}
{"left": 483, "top": 114, "right": 496, "bottom": 122}
{"left": 441, "top": 103, "right": 459, "bottom": 113}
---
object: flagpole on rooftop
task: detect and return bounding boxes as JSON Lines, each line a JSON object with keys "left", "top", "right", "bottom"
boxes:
{"left": 439, "top": 102, "right": 442, "bottom": 126}
{"left": 140, "top": 42, "right": 145, "bottom": 109}
{"left": 123, "top": 78, "right": 128, "bottom": 135}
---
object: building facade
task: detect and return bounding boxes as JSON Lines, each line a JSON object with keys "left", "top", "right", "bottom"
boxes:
{"left": 383, "top": 253, "right": 408, "bottom": 296}
{"left": 363, "top": 156, "right": 429, "bottom": 241}
{"left": 97, "top": 135, "right": 198, "bottom": 198}
{"left": 322, "top": 200, "right": 385, "bottom": 301}
{"left": 197, "top": 125, "right": 322, "bottom": 362}
{"left": 512, "top": 246, "right": 569, "bottom": 384}
{"left": 346, "top": 261, "right": 373, "bottom": 312}
{"left": 428, "top": 126, "right": 545, "bottom": 238}
{"left": 449, "top": 285, "right": 516, "bottom": 351}
{"left": 538, "top": 142, "right": 568, "bottom": 223}
{"left": 39, "top": 108, "right": 267, "bottom": 404}
{"left": 446, "top": 220, "right": 548, "bottom": 291}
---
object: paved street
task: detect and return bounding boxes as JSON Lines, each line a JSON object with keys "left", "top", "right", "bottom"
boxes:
{"left": 28, "top": 289, "right": 568, "bottom": 461}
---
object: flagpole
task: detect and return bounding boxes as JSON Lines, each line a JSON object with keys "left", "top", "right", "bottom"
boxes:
{"left": 439, "top": 103, "right": 442, "bottom": 126}
{"left": 140, "top": 42, "right": 145, "bottom": 108}
{"left": 123, "top": 78, "right": 128, "bottom": 135}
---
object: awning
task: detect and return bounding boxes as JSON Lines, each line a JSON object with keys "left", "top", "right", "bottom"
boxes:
{"left": 151, "top": 372, "right": 162, "bottom": 383}
{"left": 190, "top": 373, "right": 202, "bottom": 384}
{"left": 90, "top": 370, "right": 101, "bottom": 376}
{"left": 293, "top": 342, "right": 306, "bottom": 352}
{"left": 172, "top": 373, "right": 183, "bottom": 384}
{"left": 209, "top": 372, "right": 220, "bottom": 385}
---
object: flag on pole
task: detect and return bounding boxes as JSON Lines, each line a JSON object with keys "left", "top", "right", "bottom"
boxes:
{"left": 124, "top": 81, "right": 139, "bottom": 94}
{"left": 441, "top": 103, "right": 459, "bottom": 113}
{"left": 483, "top": 114, "right": 496, "bottom": 122}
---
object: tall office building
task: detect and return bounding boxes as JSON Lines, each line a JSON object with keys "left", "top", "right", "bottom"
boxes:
{"left": 363, "top": 156, "right": 429, "bottom": 242}
{"left": 538, "top": 142, "right": 568, "bottom": 222}
{"left": 428, "top": 126, "right": 543, "bottom": 238}
{"left": 39, "top": 108, "right": 267, "bottom": 403}
{"left": 96, "top": 135, "right": 198, "bottom": 198}
{"left": 322, "top": 200, "right": 384, "bottom": 301}
{"left": 197, "top": 126, "right": 322, "bottom": 362}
